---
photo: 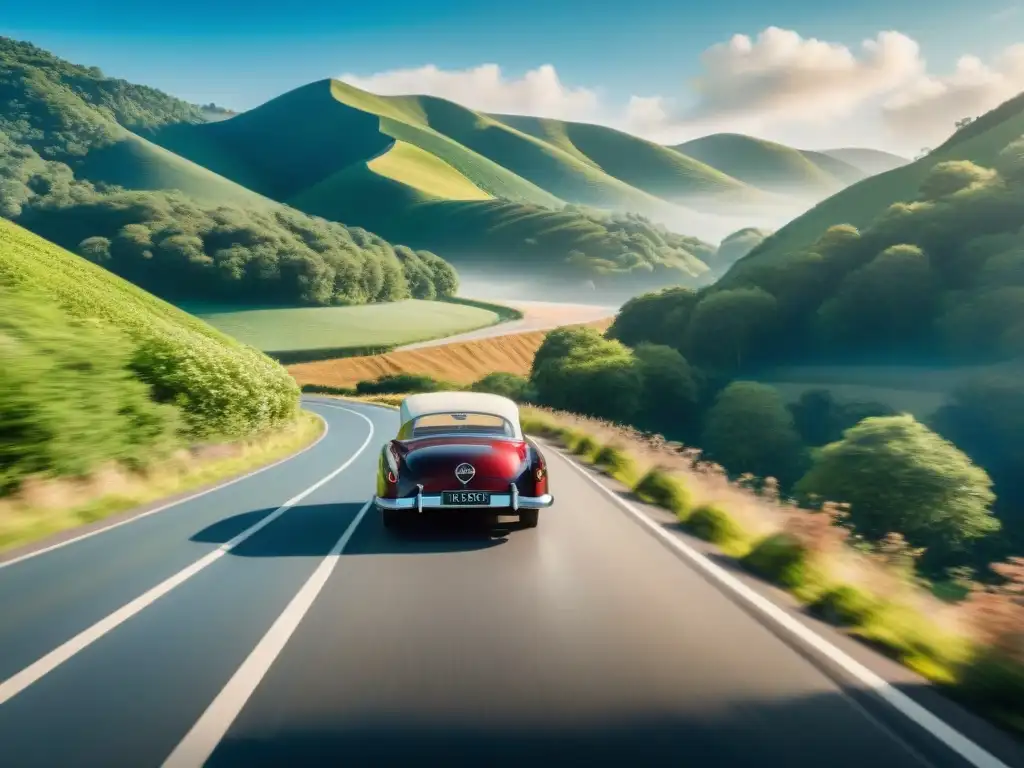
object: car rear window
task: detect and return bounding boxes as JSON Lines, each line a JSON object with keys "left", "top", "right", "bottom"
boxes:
{"left": 409, "top": 412, "right": 514, "bottom": 438}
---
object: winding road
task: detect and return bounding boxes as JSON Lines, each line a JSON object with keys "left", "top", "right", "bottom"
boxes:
{"left": 1, "top": 397, "right": 1022, "bottom": 768}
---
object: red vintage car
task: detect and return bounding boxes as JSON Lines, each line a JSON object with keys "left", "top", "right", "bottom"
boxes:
{"left": 373, "top": 392, "right": 554, "bottom": 530}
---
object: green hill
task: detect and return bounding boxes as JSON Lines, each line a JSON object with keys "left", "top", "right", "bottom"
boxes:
{"left": 76, "top": 132, "right": 278, "bottom": 209}
{"left": 726, "top": 91, "right": 1024, "bottom": 283}
{"left": 672, "top": 133, "right": 865, "bottom": 194}
{"left": 493, "top": 115, "right": 761, "bottom": 205}
{"left": 0, "top": 216, "right": 299, "bottom": 452}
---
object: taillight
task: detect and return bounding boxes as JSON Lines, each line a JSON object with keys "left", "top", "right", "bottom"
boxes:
{"left": 534, "top": 467, "right": 545, "bottom": 481}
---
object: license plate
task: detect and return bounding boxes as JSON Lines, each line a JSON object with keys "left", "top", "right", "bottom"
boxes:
{"left": 442, "top": 491, "right": 491, "bottom": 506}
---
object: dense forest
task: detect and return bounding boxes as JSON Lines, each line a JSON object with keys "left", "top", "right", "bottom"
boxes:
{"left": 0, "top": 37, "right": 458, "bottom": 305}
{"left": 520, "top": 137, "right": 1024, "bottom": 577}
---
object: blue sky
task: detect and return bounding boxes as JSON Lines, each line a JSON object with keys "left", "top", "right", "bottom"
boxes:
{"left": 2, "top": 0, "right": 1015, "bottom": 109}
{"left": 3, "top": 0, "right": 1022, "bottom": 150}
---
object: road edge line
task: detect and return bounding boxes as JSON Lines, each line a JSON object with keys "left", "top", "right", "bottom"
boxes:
{"left": 0, "top": 407, "right": 374, "bottom": 707}
{"left": 160, "top": 500, "right": 373, "bottom": 768}
{"left": 548, "top": 446, "right": 1009, "bottom": 768}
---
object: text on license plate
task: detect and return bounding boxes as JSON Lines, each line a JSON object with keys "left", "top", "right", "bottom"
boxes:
{"left": 442, "top": 491, "right": 491, "bottom": 505}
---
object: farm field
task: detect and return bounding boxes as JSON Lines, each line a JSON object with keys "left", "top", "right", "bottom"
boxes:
{"left": 287, "top": 317, "right": 614, "bottom": 387}
{"left": 181, "top": 299, "right": 501, "bottom": 357}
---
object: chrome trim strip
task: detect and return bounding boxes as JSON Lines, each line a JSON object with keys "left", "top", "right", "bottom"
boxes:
{"left": 510, "top": 482, "right": 519, "bottom": 512}
{"left": 374, "top": 492, "right": 554, "bottom": 511}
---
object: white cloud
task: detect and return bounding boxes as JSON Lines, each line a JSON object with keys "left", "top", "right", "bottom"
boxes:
{"left": 339, "top": 63, "right": 601, "bottom": 121}
{"left": 339, "top": 29, "right": 1024, "bottom": 152}
{"left": 683, "top": 28, "right": 923, "bottom": 123}
{"left": 881, "top": 45, "right": 1024, "bottom": 143}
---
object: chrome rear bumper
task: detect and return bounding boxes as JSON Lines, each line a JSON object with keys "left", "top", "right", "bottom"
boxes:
{"left": 374, "top": 483, "right": 553, "bottom": 512}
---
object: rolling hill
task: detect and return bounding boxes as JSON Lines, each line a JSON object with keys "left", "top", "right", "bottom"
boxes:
{"left": 0, "top": 216, "right": 299, "bottom": 441}
{"left": 672, "top": 134, "right": 869, "bottom": 195}
{"left": 1, "top": 36, "right": 910, "bottom": 303}
{"left": 724, "top": 93, "right": 1024, "bottom": 282}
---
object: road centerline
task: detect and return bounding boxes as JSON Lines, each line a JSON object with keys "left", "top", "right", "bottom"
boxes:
{"left": 0, "top": 405, "right": 375, "bottom": 708}
{"left": 160, "top": 500, "right": 374, "bottom": 768}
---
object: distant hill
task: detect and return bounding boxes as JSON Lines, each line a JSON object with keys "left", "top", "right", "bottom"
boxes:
{"left": 0, "top": 37, "right": 460, "bottom": 307}
{"left": 671, "top": 134, "right": 867, "bottom": 195}
{"left": 0, "top": 36, "right": 910, "bottom": 303}
{"left": 820, "top": 148, "right": 908, "bottom": 176}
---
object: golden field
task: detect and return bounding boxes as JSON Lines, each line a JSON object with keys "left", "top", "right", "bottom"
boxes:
{"left": 287, "top": 319, "right": 612, "bottom": 387}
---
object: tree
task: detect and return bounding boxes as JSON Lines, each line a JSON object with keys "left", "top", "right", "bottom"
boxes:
{"left": 632, "top": 343, "right": 700, "bottom": 440}
{"left": 606, "top": 286, "right": 698, "bottom": 349}
{"left": 700, "top": 381, "right": 807, "bottom": 487}
{"left": 815, "top": 244, "right": 936, "bottom": 350}
{"left": 530, "top": 326, "right": 608, "bottom": 379}
{"left": 788, "top": 389, "right": 896, "bottom": 447}
{"left": 931, "top": 376, "right": 1024, "bottom": 553}
{"left": 919, "top": 160, "right": 996, "bottom": 200}
{"left": 686, "top": 287, "right": 777, "bottom": 370}
{"left": 954, "top": 117, "right": 975, "bottom": 131}
{"left": 797, "top": 415, "right": 999, "bottom": 565}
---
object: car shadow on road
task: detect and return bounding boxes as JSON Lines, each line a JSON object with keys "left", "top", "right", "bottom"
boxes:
{"left": 190, "top": 503, "right": 515, "bottom": 558}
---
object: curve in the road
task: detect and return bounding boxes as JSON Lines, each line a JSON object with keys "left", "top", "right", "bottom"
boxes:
{"left": 0, "top": 397, "right": 1019, "bottom": 768}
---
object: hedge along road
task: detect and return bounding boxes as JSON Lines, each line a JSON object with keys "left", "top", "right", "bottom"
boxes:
{"left": 0, "top": 397, "right": 1020, "bottom": 768}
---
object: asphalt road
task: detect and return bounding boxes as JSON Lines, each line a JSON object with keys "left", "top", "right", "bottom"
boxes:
{"left": 0, "top": 397, "right": 1021, "bottom": 768}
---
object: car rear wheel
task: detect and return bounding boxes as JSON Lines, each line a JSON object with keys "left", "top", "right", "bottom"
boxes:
{"left": 519, "top": 509, "right": 539, "bottom": 528}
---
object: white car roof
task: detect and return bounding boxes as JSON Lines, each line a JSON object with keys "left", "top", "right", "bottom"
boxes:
{"left": 399, "top": 392, "right": 522, "bottom": 437}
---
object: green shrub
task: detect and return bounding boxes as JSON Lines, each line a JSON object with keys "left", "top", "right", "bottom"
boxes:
{"left": 634, "top": 468, "right": 693, "bottom": 519}
{"left": 958, "top": 648, "right": 1024, "bottom": 716}
{"left": 355, "top": 373, "right": 453, "bottom": 395}
{"left": 301, "top": 384, "right": 356, "bottom": 395}
{"left": 0, "top": 218, "right": 300, "bottom": 441}
{"left": 810, "top": 585, "right": 882, "bottom": 626}
{"left": 688, "top": 503, "right": 745, "bottom": 547}
{"left": 572, "top": 435, "right": 599, "bottom": 460}
{"left": 743, "top": 533, "right": 808, "bottom": 588}
{"left": 0, "top": 287, "right": 179, "bottom": 494}
{"left": 593, "top": 444, "right": 638, "bottom": 483}
{"left": 471, "top": 372, "right": 534, "bottom": 401}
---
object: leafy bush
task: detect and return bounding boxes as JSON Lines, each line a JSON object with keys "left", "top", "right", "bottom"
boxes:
{"left": 797, "top": 415, "right": 999, "bottom": 568}
{"left": 687, "top": 503, "right": 745, "bottom": 548}
{"left": 701, "top": 381, "right": 808, "bottom": 487}
{"left": 0, "top": 286, "right": 179, "bottom": 493}
{"left": 593, "top": 444, "right": 637, "bottom": 483}
{"left": 634, "top": 468, "right": 693, "bottom": 519}
{"left": 0, "top": 218, "right": 299, "bottom": 441}
{"left": 355, "top": 373, "right": 452, "bottom": 395}
{"left": 470, "top": 372, "right": 534, "bottom": 401}
{"left": 810, "top": 585, "right": 882, "bottom": 626}
{"left": 742, "top": 533, "right": 809, "bottom": 588}
{"left": 571, "top": 435, "right": 599, "bottom": 460}
{"left": 958, "top": 649, "right": 1024, "bottom": 719}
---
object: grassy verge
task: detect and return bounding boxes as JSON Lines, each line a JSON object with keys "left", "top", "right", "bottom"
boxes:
{"left": 0, "top": 411, "right": 324, "bottom": 556}
{"left": 518, "top": 405, "right": 1024, "bottom": 738}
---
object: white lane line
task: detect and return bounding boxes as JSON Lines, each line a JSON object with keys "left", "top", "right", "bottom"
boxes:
{"left": 0, "top": 404, "right": 344, "bottom": 570}
{"left": 161, "top": 500, "right": 373, "bottom": 768}
{"left": 548, "top": 447, "right": 1009, "bottom": 768}
{"left": 0, "top": 406, "right": 374, "bottom": 707}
